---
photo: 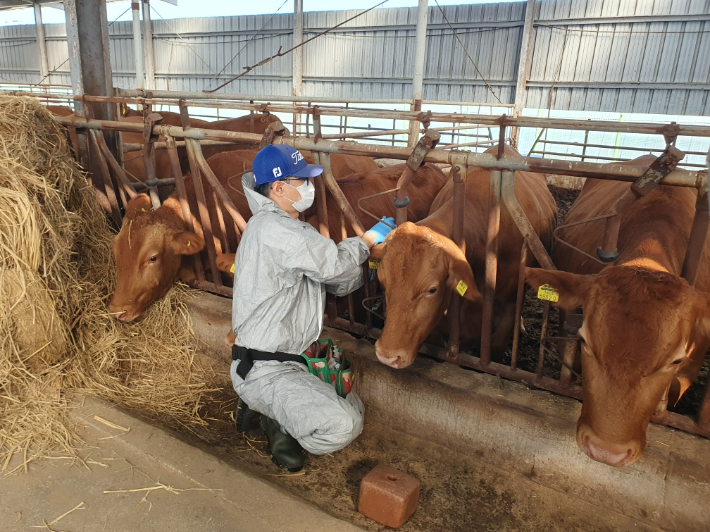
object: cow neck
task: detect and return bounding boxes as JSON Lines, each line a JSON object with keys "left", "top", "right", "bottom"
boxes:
{"left": 615, "top": 221, "right": 687, "bottom": 276}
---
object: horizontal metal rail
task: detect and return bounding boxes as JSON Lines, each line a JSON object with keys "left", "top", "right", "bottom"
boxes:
{"left": 53, "top": 115, "right": 708, "bottom": 188}
{"left": 77, "top": 94, "right": 710, "bottom": 137}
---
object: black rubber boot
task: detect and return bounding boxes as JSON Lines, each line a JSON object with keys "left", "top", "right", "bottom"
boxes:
{"left": 235, "top": 398, "right": 261, "bottom": 432}
{"left": 260, "top": 416, "right": 305, "bottom": 472}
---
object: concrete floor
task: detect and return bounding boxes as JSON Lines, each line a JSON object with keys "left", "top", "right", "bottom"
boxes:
{"left": 0, "top": 395, "right": 364, "bottom": 532}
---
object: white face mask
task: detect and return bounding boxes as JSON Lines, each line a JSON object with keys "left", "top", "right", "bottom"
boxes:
{"left": 284, "top": 180, "right": 315, "bottom": 212}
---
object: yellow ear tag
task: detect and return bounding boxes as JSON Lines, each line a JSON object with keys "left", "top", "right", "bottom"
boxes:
{"left": 141, "top": 208, "right": 146, "bottom": 212}
{"left": 187, "top": 240, "right": 190, "bottom": 247}
{"left": 229, "top": 264, "right": 235, "bottom": 274}
{"left": 537, "top": 284, "right": 559, "bottom": 303}
{"left": 368, "top": 260, "right": 379, "bottom": 270}
{"left": 456, "top": 280, "right": 468, "bottom": 296}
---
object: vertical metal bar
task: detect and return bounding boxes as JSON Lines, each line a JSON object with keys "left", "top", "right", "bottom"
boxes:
{"left": 132, "top": 2, "right": 145, "bottom": 90}
{"left": 88, "top": 129, "right": 122, "bottom": 225}
{"left": 213, "top": 189, "right": 230, "bottom": 254}
{"left": 501, "top": 169, "right": 556, "bottom": 270}
{"left": 511, "top": 242, "right": 528, "bottom": 370}
{"left": 33, "top": 2, "right": 50, "bottom": 83}
{"left": 408, "top": 0, "right": 428, "bottom": 147}
{"left": 536, "top": 302, "right": 550, "bottom": 378}
{"left": 141, "top": 0, "right": 155, "bottom": 91}
{"left": 166, "top": 135, "right": 204, "bottom": 280}
{"left": 511, "top": 0, "right": 535, "bottom": 147}
{"left": 480, "top": 169, "right": 502, "bottom": 365}
{"left": 320, "top": 152, "right": 365, "bottom": 236}
{"left": 313, "top": 151, "right": 337, "bottom": 320}
{"left": 341, "top": 211, "right": 356, "bottom": 326}
{"left": 581, "top": 129, "right": 589, "bottom": 162}
{"left": 447, "top": 164, "right": 466, "bottom": 364}
{"left": 681, "top": 185, "right": 709, "bottom": 287}
{"left": 559, "top": 328, "right": 579, "bottom": 387}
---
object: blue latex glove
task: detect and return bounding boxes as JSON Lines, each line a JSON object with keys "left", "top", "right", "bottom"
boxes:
{"left": 368, "top": 216, "right": 395, "bottom": 245}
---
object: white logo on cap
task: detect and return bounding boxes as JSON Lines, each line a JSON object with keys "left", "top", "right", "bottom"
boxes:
{"left": 291, "top": 151, "right": 304, "bottom": 164}
{"left": 273, "top": 167, "right": 282, "bottom": 178}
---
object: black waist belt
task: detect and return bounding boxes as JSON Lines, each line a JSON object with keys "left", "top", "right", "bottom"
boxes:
{"left": 232, "top": 344, "right": 307, "bottom": 379}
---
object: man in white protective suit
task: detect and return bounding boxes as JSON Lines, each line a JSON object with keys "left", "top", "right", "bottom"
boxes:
{"left": 229, "top": 144, "right": 394, "bottom": 472}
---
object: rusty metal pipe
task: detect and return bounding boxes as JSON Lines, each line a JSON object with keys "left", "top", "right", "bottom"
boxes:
{"left": 320, "top": 152, "right": 365, "bottom": 237}
{"left": 190, "top": 140, "right": 248, "bottom": 233}
{"left": 394, "top": 167, "right": 414, "bottom": 226}
{"left": 446, "top": 164, "right": 466, "bottom": 363}
{"left": 480, "top": 169, "right": 502, "bottom": 366}
{"left": 88, "top": 129, "right": 122, "bottom": 225}
{"left": 167, "top": 135, "right": 205, "bottom": 285}
{"left": 53, "top": 116, "right": 708, "bottom": 188}
{"left": 91, "top": 129, "right": 138, "bottom": 200}
{"left": 500, "top": 169, "right": 556, "bottom": 270}
{"left": 536, "top": 302, "right": 551, "bottom": 378}
{"left": 511, "top": 243, "right": 528, "bottom": 371}
{"left": 681, "top": 185, "right": 709, "bottom": 287}
{"left": 122, "top": 139, "right": 236, "bottom": 152}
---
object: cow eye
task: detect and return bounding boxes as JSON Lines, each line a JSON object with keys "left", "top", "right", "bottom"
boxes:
{"left": 149, "top": 256, "right": 157, "bottom": 263}
{"left": 672, "top": 358, "right": 684, "bottom": 365}
{"left": 428, "top": 287, "right": 437, "bottom": 294}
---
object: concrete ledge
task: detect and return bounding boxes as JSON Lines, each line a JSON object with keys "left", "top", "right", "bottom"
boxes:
{"left": 187, "top": 292, "right": 710, "bottom": 532}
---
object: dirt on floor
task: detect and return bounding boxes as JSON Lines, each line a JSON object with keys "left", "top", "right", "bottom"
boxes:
{"left": 139, "top": 386, "right": 660, "bottom": 532}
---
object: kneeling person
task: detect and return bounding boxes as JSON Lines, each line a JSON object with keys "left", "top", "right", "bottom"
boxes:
{"left": 229, "top": 144, "right": 393, "bottom": 472}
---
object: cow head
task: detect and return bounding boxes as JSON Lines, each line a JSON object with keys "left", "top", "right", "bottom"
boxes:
{"left": 374, "top": 222, "right": 480, "bottom": 369}
{"left": 526, "top": 266, "right": 710, "bottom": 467}
{"left": 108, "top": 195, "right": 204, "bottom": 322}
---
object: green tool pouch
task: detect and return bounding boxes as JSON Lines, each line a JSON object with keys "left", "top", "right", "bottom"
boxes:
{"left": 300, "top": 339, "right": 353, "bottom": 398}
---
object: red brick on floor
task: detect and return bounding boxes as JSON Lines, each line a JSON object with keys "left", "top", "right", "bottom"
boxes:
{"left": 358, "top": 464, "right": 420, "bottom": 528}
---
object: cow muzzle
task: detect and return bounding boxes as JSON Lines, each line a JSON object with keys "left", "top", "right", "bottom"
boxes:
{"left": 374, "top": 341, "right": 413, "bottom": 369}
{"left": 576, "top": 426, "right": 642, "bottom": 467}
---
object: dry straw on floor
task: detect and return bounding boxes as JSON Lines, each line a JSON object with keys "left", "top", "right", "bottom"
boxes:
{"left": 0, "top": 96, "right": 215, "bottom": 473}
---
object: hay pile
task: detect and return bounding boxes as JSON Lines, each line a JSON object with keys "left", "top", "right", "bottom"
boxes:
{"left": 0, "top": 96, "right": 214, "bottom": 473}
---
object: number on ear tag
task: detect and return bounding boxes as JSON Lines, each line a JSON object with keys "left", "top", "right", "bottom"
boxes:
{"left": 456, "top": 280, "right": 468, "bottom": 296}
{"left": 368, "top": 260, "right": 379, "bottom": 270}
{"left": 229, "top": 264, "right": 235, "bottom": 274}
{"left": 537, "top": 284, "right": 559, "bottom": 303}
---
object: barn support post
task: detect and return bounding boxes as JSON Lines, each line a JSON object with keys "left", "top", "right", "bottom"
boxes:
{"left": 511, "top": 0, "right": 535, "bottom": 147}
{"left": 33, "top": 2, "right": 49, "bottom": 84}
{"left": 480, "top": 169, "right": 502, "bottom": 366}
{"left": 292, "top": 0, "right": 304, "bottom": 135}
{"left": 132, "top": 1, "right": 145, "bottom": 90}
{"left": 142, "top": 0, "right": 156, "bottom": 91}
{"left": 407, "top": 0, "right": 428, "bottom": 147}
{"left": 64, "top": 0, "right": 119, "bottom": 223}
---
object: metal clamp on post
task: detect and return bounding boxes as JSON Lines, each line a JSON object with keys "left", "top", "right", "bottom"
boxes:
{"left": 259, "top": 119, "right": 287, "bottom": 149}
{"left": 141, "top": 110, "right": 163, "bottom": 209}
{"left": 597, "top": 146, "right": 686, "bottom": 262}
{"left": 393, "top": 130, "right": 440, "bottom": 226}
{"left": 416, "top": 110, "right": 432, "bottom": 130}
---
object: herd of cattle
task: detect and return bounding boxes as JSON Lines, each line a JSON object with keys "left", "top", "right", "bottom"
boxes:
{"left": 48, "top": 105, "right": 709, "bottom": 468}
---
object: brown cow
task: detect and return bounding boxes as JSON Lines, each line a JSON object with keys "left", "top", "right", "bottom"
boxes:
{"left": 373, "top": 145, "right": 557, "bottom": 369}
{"left": 525, "top": 154, "right": 710, "bottom": 467}
{"left": 107, "top": 149, "right": 381, "bottom": 321}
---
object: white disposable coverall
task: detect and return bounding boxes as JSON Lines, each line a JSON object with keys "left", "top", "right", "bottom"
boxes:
{"left": 230, "top": 173, "right": 367, "bottom": 455}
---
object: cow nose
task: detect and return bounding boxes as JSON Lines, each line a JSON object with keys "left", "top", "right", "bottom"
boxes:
{"left": 577, "top": 427, "right": 640, "bottom": 467}
{"left": 113, "top": 311, "right": 128, "bottom": 321}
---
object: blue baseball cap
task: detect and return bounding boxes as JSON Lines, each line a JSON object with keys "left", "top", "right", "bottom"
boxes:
{"left": 252, "top": 145, "right": 324, "bottom": 185}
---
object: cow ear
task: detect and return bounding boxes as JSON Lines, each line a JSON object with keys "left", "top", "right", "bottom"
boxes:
{"left": 216, "top": 253, "right": 236, "bottom": 275}
{"left": 525, "top": 268, "right": 592, "bottom": 311}
{"left": 170, "top": 231, "right": 204, "bottom": 256}
{"left": 124, "top": 194, "right": 151, "bottom": 219}
{"left": 447, "top": 255, "right": 480, "bottom": 302}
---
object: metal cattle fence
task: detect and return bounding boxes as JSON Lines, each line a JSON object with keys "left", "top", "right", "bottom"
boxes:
{"left": 20, "top": 87, "right": 710, "bottom": 441}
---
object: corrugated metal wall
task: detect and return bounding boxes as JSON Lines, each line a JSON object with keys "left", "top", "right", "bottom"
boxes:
{"left": 0, "top": 0, "right": 708, "bottom": 114}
